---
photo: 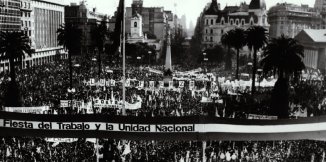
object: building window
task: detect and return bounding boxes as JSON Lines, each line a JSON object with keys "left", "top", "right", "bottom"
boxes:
{"left": 241, "top": 20, "right": 245, "bottom": 26}
{"left": 134, "top": 22, "right": 137, "bottom": 27}
{"left": 221, "top": 29, "right": 224, "bottom": 34}
{"left": 230, "top": 20, "right": 234, "bottom": 25}
{"left": 206, "top": 29, "right": 208, "bottom": 34}
{"left": 211, "top": 29, "right": 213, "bottom": 34}
{"left": 206, "top": 19, "right": 208, "bottom": 25}
{"left": 221, "top": 20, "right": 224, "bottom": 25}
{"left": 211, "top": 19, "right": 213, "bottom": 25}
{"left": 210, "top": 37, "right": 213, "bottom": 42}
{"left": 236, "top": 20, "right": 239, "bottom": 25}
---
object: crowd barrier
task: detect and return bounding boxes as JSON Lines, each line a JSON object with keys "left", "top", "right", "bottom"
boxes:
{"left": 0, "top": 111, "right": 325, "bottom": 141}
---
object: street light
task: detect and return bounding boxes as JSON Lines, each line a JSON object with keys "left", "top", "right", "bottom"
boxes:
{"left": 257, "top": 69, "right": 263, "bottom": 89}
{"left": 137, "top": 56, "right": 141, "bottom": 65}
{"left": 148, "top": 51, "right": 152, "bottom": 65}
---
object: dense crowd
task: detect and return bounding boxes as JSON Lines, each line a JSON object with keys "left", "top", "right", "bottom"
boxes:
{"left": 1, "top": 58, "right": 323, "bottom": 118}
{"left": 1, "top": 58, "right": 326, "bottom": 161}
{"left": 1, "top": 137, "right": 326, "bottom": 161}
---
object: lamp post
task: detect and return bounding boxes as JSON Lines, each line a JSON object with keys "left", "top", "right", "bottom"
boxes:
{"left": 257, "top": 69, "right": 263, "bottom": 90}
{"left": 137, "top": 56, "right": 141, "bottom": 66}
{"left": 148, "top": 51, "right": 152, "bottom": 65}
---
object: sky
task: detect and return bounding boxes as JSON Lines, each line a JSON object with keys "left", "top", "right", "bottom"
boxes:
{"left": 68, "top": 0, "right": 315, "bottom": 28}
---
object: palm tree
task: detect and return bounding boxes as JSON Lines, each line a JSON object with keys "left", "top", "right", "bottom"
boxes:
{"left": 221, "top": 31, "right": 233, "bottom": 71}
{"left": 246, "top": 26, "right": 268, "bottom": 94}
{"left": 57, "top": 24, "right": 82, "bottom": 89}
{"left": 0, "top": 31, "right": 33, "bottom": 106}
{"left": 91, "top": 19, "right": 109, "bottom": 78}
{"left": 261, "top": 35, "right": 305, "bottom": 118}
{"left": 229, "top": 28, "right": 246, "bottom": 80}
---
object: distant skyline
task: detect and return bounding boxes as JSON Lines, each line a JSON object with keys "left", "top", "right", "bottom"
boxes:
{"left": 68, "top": 0, "right": 316, "bottom": 27}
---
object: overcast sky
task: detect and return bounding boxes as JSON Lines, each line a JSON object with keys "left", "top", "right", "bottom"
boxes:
{"left": 68, "top": 0, "right": 315, "bottom": 28}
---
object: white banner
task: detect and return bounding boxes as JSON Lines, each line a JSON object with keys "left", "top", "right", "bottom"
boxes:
{"left": 5, "top": 106, "right": 49, "bottom": 114}
{"left": 46, "top": 138, "right": 78, "bottom": 143}
{"left": 179, "top": 81, "right": 184, "bottom": 88}
{"left": 60, "top": 100, "right": 83, "bottom": 108}
{"left": 159, "top": 81, "right": 164, "bottom": 88}
{"left": 189, "top": 81, "right": 195, "bottom": 90}
{"left": 247, "top": 114, "right": 278, "bottom": 120}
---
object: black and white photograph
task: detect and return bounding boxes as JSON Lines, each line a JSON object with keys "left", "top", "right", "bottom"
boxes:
{"left": 1, "top": 0, "right": 326, "bottom": 161}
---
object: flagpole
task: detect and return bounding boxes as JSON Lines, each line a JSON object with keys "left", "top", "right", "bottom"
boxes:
{"left": 122, "top": 0, "right": 126, "bottom": 116}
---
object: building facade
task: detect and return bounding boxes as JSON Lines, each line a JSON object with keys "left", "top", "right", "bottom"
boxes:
{"left": 26, "top": 0, "right": 66, "bottom": 68}
{"left": 0, "top": 0, "right": 21, "bottom": 31}
{"left": 0, "top": 0, "right": 66, "bottom": 72}
{"left": 295, "top": 29, "right": 326, "bottom": 72}
{"left": 65, "top": 2, "right": 108, "bottom": 57}
{"left": 20, "top": 0, "right": 32, "bottom": 37}
{"left": 201, "top": 0, "right": 268, "bottom": 49}
{"left": 268, "top": 3, "right": 325, "bottom": 39}
{"left": 315, "top": 0, "right": 326, "bottom": 11}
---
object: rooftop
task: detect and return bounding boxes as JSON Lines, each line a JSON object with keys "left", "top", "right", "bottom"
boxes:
{"left": 301, "top": 29, "right": 326, "bottom": 43}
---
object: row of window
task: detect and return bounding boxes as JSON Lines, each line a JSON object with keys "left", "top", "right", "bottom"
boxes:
{"left": 21, "top": 11, "right": 31, "bottom": 17}
{"left": 21, "top": 20, "right": 31, "bottom": 27}
{"left": 205, "top": 28, "right": 224, "bottom": 35}
{"left": 0, "top": 8, "right": 20, "bottom": 16}
{"left": 205, "top": 18, "right": 254, "bottom": 26}
{"left": 205, "top": 36, "right": 214, "bottom": 42}
{"left": 20, "top": 1, "right": 31, "bottom": 9}
{"left": 0, "top": 15, "right": 20, "bottom": 21}
{"left": 0, "top": 24, "right": 20, "bottom": 29}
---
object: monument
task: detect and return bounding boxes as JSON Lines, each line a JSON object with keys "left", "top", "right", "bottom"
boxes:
{"left": 163, "top": 30, "right": 173, "bottom": 83}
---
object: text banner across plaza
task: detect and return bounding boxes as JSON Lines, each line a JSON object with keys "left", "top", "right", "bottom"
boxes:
{"left": 0, "top": 112, "right": 326, "bottom": 141}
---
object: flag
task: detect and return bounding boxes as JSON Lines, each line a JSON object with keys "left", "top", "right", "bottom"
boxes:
{"left": 122, "top": 142, "right": 131, "bottom": 155}
{"left": 110, "top": 0, "right": 124, "bottom": 55}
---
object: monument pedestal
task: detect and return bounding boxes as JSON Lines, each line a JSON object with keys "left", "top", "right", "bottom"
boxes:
{"left": 163, "top": 76, "right": 173, "bottom": 84}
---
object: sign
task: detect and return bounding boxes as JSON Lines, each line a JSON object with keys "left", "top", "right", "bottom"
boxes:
{"left": 189, "top": 81, "right": 195, "bottom": 90}
{"left": 5, "top": 106, "right": 49, "bottom": 114}
{"left": 46, "top": 138, "right": 78, "bottom": 143}
{"left": 149, "top": 81, "right": 155, "bottom": 89}
{"left": 138, "top": 81, "right": 144, "bottom": 88}
{"left": 159, "top": 81, "right": 164, "bottom": 88}
{"left": 60, "top": 100, "right": 83, "bottom": 108}
{"left": 94, "top": 99, "right": 119, "bottom": 108}
{"left": 125, "top": 79, "right": 130, "bottom": 87}
{"left": 179, "top": 81, "right": 184, "bottom": 88}
{"left": 1, "top": 112, "right": 326, "bottom": 141}
{"left": 247, "top": 114, "right": 278, "bottom": 120}
{"left": 169, "top": 81, "right": 173, "bottom": 89}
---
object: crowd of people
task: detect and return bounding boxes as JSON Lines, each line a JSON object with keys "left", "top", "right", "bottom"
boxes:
{"left": 1, "top": 58, "right": 326, "bottom": 161}
{"left": 1, "top": 137, "right": 326, "bottom": 161}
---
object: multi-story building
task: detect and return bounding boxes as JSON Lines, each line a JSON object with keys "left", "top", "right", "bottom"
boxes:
{"left": 268, "top": 3, "right": 325, "bottom": 38}
{"left": 315, "top": 0, "right": 326, "bottom": 11}
{"left": 109, "top": 0, "right": 169, "bottom": 41}
{"left": 0, "top": 0, "right": 21, "bottom": 71}
{"left": 20, "top": 0, "right": 32, "bottom": 37}
{"left": 0, "top": 0, "right": 66, "bottom": 72}
{"left": 65, "top": 2, "right": 108, "bottom": 57}
{"left": 295, "top": 29, "right": 326, "bottom": 72}
{"left": 25, "top": 0, "right": 66, "bottom": 68}
{"left": 0, "top": 0, "right": 21, "bottom": 31}
{"left": 201, "top": 0, "right": 268, "bottom": 49}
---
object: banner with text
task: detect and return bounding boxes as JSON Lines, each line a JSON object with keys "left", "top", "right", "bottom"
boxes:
{"left": 1, "top": 112, "right": 326, "bottom": 141}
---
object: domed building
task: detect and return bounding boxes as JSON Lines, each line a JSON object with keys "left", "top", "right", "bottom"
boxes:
{"left": 201, "top": 0, "right": 269, "bottom": 49}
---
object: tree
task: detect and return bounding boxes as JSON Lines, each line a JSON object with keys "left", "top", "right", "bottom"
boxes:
{"left": 221, "top": 31, "right": 233, "bottom": 71}
{"left": 246, "top": 26, "right": 268, "bottom": 94}
{"left": 0, "top": 31, "right": 33, "bottom": 106}
{"left": 91, "top": 18, "right": 109, "bottom": 78}
{"left": 261, "top": 35, "right": 305, "bottom": 118}
{"left": 57, "top": 24, "right": 82, "bottom": 89}
{"left": 229, "top": 28, "right": 246, "bottom": 80}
